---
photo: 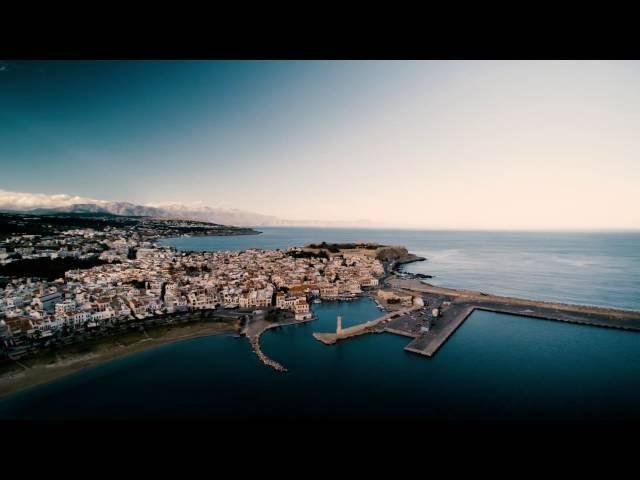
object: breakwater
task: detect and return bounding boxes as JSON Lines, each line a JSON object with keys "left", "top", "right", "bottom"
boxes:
{"left": 249, "top": 334, "right": 287, "bottom": 372}
{"left": 246, "top": 315, "right": 317, "bottom": 372}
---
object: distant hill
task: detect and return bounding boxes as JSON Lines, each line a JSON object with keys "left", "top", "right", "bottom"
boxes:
{"left": 33, "top": 211, "right": 123, "bottom": 218}
{"left": 25, "top": 202, "right": 167, "bottom": 217}
{"left": 153, "top": 204, "right": 291, "bottom": 226}
{"left": 1, "top": 202, "right": 286, "bottom": 226}
{"left": 0, "top": 189, "right": 376, "bottom": 227}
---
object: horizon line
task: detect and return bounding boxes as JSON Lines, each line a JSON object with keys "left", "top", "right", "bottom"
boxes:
{"left": 250, "top": 225, "right": 640, "bottom": 233}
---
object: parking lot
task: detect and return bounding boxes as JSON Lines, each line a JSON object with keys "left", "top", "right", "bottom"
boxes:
{"left": 385, "top": 306, "right": 434, "bottom": 336}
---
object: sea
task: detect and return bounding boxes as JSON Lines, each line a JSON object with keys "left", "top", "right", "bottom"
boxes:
{"left": 1, "top": 228, "right": 639, "bottom": 421}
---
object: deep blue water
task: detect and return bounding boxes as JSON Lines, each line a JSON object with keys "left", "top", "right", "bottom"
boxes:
{"left": 1, "top": 228, "right": 639, "bottom": 420}
{"left": 3, "top": 299, "right": 640, "bottom": 421}
{"left": 161, "top": 228, "right": 640, "bottom": 311}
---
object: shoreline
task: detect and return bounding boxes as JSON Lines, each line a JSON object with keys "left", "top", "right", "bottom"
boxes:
{"left": 5, "top": 240, "right": 638, "bottom": 397}
{"left": 388, "top": 277, "right": 640, "bottom": 318}
{"left": 154, "top": 229, "right": 262, "bottom": 247}
{"left": 0, "top": 320, "right": 239, "bottom": 399}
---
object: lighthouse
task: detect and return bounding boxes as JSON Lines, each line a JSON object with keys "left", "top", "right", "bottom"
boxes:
{"left": 336, "top": 315, "right": 342, "bottom": 336}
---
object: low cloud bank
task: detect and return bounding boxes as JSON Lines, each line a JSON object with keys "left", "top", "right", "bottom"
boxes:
{"left": 0, "top": 189, "right": 105, "bottom": 210}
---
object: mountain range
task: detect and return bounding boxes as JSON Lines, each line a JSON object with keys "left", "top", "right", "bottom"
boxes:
{"left": 0, "top": 190, "right": 375, "bottom": 227}
{"left": 2, "top": 202, "right": 293, "bottom": 226}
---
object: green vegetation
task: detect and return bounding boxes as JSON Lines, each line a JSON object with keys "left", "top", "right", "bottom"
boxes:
{"left": 0, "top": 256, "right": 112, "bottom": 281}
{"left": 0, "top": 212, "right": 259, "bottom": 244}
{"left": 306, "top": 242, "right": 384, "bottom": 253}
{"left": 127, "top": 279, "right": 147, "bottom": 289}
{"left": 286, "top": 250, "right": 329, "bottom": 259}
{"left": 0, "top": 212, "right": 139, "bottom": 238}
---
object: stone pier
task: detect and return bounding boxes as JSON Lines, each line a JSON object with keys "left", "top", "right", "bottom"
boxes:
{"left": 313, "top": 306, "right": 422, "bottom": 345}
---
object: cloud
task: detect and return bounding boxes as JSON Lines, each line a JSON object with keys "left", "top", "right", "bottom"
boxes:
{"left": 0, "top": 189, "right": 104, "bottom": 210}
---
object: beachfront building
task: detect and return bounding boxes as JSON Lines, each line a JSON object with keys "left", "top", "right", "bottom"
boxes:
{"left": 320, "top": 285, "right": 339, "bottom": 299}
{"left": 294, "top": 299, "right": 312, "bottom": 320}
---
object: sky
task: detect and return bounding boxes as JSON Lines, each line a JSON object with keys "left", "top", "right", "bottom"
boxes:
{"left": 1, "top": 60, "right": 639, "bottom": 230}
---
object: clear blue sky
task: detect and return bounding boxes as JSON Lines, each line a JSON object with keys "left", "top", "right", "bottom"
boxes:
{"left": 1, "top": 60, "right": 639, "bottom": 229}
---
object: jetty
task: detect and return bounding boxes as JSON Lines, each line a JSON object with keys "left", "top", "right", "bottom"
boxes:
{"left": 313, "top": 305, "right": 422, "bottom": 345}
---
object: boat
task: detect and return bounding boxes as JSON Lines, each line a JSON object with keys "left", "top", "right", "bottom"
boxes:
{"left": 313, "top": 299, "right": 322, "bottom": 304}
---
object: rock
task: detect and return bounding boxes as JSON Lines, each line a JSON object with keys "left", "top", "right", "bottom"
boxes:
{"left": 376, "top": 246, "right": 426, "bottom": 265}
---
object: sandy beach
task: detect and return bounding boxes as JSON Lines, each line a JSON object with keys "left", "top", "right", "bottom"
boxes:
{"left": 0, "top": 319, "right": 240, "bottom": 399}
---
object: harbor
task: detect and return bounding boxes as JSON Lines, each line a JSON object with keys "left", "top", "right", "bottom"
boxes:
{"left": 313, "top": 276, "right": 640, "bottom": 358}
{"left": 235, "top": 247, "right": 640, "bottom": 369}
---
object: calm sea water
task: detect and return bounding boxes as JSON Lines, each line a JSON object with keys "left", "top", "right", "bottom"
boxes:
{"left": 1, "top": 228, "right": 639, "bottom": 420}
{"left": 161, "top": 228, "right": 640, "bottom": 311}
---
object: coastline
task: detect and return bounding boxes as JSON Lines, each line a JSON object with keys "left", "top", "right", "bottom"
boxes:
{"left": 154, "top": 228, "right": 261, "bottom": 246}
{"left": 0, "top": 227, "right": 259, "bottom": 399}
{"left": 0, "top": 319, "right": 239, "bottom": 399}
{"left": 388, "top": 277, "right": 640, "bottom": 318}
{"left": 4, "top": 238, "right": 637, "bottom": 398}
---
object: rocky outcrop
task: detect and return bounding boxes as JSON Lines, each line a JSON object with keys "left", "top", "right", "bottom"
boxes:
{"left": 301, "top": 242, "right": 426, "bottom": 270}
{"left": 375, "top": 246, "right": 426, "bottom": 265}
{"left": 415, "top": 273, "right": 433, "bottom": 279}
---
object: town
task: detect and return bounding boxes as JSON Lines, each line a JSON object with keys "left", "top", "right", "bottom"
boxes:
{"left": 0, "top": 215, "right": 385, "bottom": 362}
